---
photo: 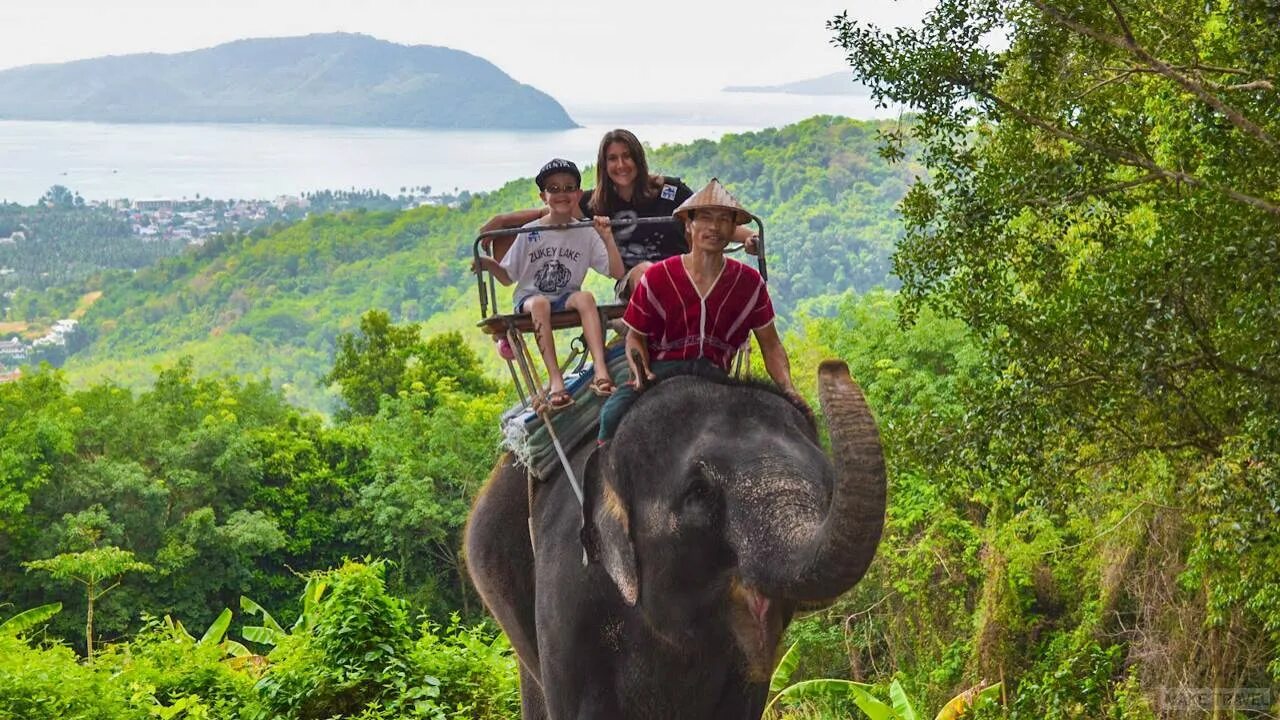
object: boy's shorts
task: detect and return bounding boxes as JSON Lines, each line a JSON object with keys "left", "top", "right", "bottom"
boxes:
{"left": 514, "top": 292, "right": 573, "bottom": 314}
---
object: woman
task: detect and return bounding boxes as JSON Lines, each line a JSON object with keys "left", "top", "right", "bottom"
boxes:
{"left": 582, "top": 128, "right": 694, "bottom": 300}
{"left": 479, "top": 129, "right": 757, "bottom": 301}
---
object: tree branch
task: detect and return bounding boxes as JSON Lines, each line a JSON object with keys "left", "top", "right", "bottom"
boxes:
{"left": 1174, "top": 293, "right": 1280, "bottom": 385}
{"left": 1030, "top": 0, "right": 1279, "bottom": 150}
{"left": 1023, "top": 172, "right": 1164, "bottom": 205}
{"left": 1104, "top": 0, "right": 1137, "bottom": 44}
{"left": 1208, "top": 80, "right": 1275, "bottom": 93}
{"left": 1074, "top": 68, "right": 1139, "bottom": 100}
{"left": 1044, "top": 374, "right": 1107, "bottom": 390}
{"left": 974, "top": 87, "right": 1280, "bottom": 217}
{"left": 94, "top": 580, "right": 122, "bottom": 601}
{"left": 1104, "top": 64, "right": 1252, "bottom": 77}
{"left": 1087, "top": 69, "right": 1273, "bottom": 97}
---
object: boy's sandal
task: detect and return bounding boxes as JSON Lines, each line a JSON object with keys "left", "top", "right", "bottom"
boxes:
{"left": 589, "top": 377, "right": 616, "bottom": 397}
{"left": 545, "top": 389, "right": 575, "bottom": 412}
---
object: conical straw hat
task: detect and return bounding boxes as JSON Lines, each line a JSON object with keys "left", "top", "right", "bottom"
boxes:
{"left": 673, "top": 178, "right": 753, "bottom": 226}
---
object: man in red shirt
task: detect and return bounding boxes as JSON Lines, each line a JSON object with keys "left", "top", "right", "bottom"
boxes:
{"left": 598, "top": 178, "right": 804, "bottom": 441}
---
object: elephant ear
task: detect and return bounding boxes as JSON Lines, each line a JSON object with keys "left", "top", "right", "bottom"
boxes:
{"left": 580, "top": 445, "right": 639, "bottom": 606}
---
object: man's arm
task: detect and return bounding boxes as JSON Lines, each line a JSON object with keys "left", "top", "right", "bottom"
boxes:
{"left": 624, "top": 329, "right": 656, "bottom": 390}
{"left": 753, "top": 322, "right": 813, "bottom": 419}
{"left": 753, "top": 322, "right": 795, "bottom": 394}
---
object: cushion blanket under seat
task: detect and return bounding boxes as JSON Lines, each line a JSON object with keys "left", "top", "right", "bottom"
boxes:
{"left": 500, "top": 344, "right": 632, "bottom": 479}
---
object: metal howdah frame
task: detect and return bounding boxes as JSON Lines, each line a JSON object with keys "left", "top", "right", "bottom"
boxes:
{"left": 472, "top": 214, "right": 767, "bottom": 320}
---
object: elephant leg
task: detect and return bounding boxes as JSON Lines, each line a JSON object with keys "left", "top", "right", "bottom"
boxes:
{"left": 541, "top": 681, "right": 623, "bottom": 720}
{"left": 721, "top": 681, "right": 769, "bottom": 720}
{"left": 465, "top": 456, "right": 541, "bottom": 670}
{"left": 519, "top": 662, "right": 549, "bottom": 720}
{"left": 528, "top": 468, "right": 622, "bottom": 720}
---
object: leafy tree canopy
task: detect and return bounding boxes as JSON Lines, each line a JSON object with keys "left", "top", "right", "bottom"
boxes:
{"left": 826, "top": 0, "right": 1280, "bottom": 707}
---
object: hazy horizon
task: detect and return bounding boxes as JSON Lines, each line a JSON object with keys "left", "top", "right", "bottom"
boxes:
{"left": 0, "top": 1, "right": 933, "bottom": 105}
{"left": 0, "top": 92, "right": 897, "bottom": 204}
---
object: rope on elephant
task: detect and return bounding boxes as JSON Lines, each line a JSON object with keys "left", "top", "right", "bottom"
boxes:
{"left": 500, "top": 346, "right": 633, "bottom": 479}
{"left": 502, "top": 419, "right": 536, "bottom": 470}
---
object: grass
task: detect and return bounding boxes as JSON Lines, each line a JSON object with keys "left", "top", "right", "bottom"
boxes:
{"left": 71, "top": 291, "right": 103, "bottom": 320}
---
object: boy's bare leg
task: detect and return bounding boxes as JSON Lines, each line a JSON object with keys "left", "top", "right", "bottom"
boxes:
{"left": 566, "top": 292, "right": 612, "bottom": 385}
{"left": 522, "top": 295, "right": 565, "bottom": 394}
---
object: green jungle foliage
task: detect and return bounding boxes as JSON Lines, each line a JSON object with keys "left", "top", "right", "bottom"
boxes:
{"left": 0, "top": 187, "right": 458, "bottom": 328}
{"left": 0, "top": 560, "right": 518, "bottom": 719}
{"left": 62, "top": 115, "right": 914, "bottom": 411}
{"left": 656, "top": 115, "right": 915, "bottom": 302}
{"left": 1, "top": 320, "right": 504, "bottom": 653}
{"left": 802, "top": 0, "right": 1278, "bottom": 717}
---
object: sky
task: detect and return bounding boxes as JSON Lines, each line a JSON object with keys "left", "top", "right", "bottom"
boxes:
{"left": 0, "top": 0, "right": 934, "bottom": 104}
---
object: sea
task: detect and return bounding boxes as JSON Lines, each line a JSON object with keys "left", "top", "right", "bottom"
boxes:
{"left": 0, "top": 92, "right": 896, "bottom": 204}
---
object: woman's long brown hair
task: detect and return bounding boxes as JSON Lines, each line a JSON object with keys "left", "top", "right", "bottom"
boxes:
{"left": 589, "top": 129, "right": 652, "bottom": 215}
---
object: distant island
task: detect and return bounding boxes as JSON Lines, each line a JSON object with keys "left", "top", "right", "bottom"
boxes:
{"left": 0, "top": 33, "right": 577, "bottom": 130}
{"left": 724, "top": 71, "right": 868, "bottom": 96}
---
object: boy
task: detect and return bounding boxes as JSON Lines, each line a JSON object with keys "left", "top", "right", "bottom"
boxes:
{"left": 476, "top": 158, "right": 624, "bottom": 411}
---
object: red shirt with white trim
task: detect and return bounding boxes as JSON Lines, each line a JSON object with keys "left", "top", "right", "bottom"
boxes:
{"left": 623, "top": 255, "right": 775, "bottom": 371}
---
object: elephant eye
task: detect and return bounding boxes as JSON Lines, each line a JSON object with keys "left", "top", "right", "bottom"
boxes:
{"left": 683, "top": 462, "right": 718, "bottom": 506}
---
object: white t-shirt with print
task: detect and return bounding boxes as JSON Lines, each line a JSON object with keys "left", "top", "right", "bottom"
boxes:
{"left": 500, "top": 217, "right": 610, "bottom": 304}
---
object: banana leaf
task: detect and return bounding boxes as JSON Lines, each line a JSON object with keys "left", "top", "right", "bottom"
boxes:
{"left": 765, "top": 678, "right": 876, "bottom": 716}
{"left": 0, "top": 603, "right": 62, "bottom": 636}
{"left": 769, "top": 642, "right": 802, "bottom": 695}
{"left": 890, "top": 679, "right": 919, "bottom": 720}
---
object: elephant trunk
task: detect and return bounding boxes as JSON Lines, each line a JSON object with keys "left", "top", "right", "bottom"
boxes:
{"left": 744, "top": 360, "right": 886, "bottom": 602}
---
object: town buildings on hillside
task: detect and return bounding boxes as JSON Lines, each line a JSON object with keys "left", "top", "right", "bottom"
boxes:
{"left": 0, "top": 337, "right": 26, "bottom": 363}
{"left": 1, "top": 318, "right": 81, "bottom": 373}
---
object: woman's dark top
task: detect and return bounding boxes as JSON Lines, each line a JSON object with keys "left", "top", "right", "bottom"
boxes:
{"left": 578, "top": 177, "right": 694, "bottom": 270}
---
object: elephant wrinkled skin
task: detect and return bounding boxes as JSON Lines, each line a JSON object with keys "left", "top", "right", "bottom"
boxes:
{"left": 464, "top": 360, "right": 886, "bottom": 719}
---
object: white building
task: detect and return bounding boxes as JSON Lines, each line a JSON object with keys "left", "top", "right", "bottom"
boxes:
{"left": 0, "top": 338, "right": 27, "bottom": 361}
{"left": 134, "top": 199, "right": 176, "bottom": 211}
{"left": 273, "top": 195, "right": 310, "bottom": 211}
{"left": 32, "top": 334, "right": 65, "bottom": 348}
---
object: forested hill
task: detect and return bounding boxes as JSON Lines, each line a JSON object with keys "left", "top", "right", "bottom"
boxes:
{"left": 66, "top": 116, "right": 916, "bottom": 410}
{"left": 0, "top": 33, "right": 575, "bottom": 130}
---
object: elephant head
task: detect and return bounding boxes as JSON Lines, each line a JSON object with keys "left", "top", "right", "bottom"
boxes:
{"left": 581, "top": 360, "right": 886, "bottom": 677}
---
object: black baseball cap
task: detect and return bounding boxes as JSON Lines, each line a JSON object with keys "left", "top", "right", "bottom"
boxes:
{"left": 535, "top": 158, "right": 581, "bottom": 190}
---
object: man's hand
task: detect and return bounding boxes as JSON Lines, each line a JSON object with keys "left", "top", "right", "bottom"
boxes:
{"left": 625, "top": 332, "right": 656, "bottom": 392}
{"left": 628, "top": 348, "right": 655, "bottom": 392}
{"left": 782, "top": 386, "right": 814, "bottom": 424}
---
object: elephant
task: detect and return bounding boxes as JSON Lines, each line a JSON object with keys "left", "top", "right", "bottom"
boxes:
{"left": 464, "top": 360, "right": 886, "bottom": 719}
